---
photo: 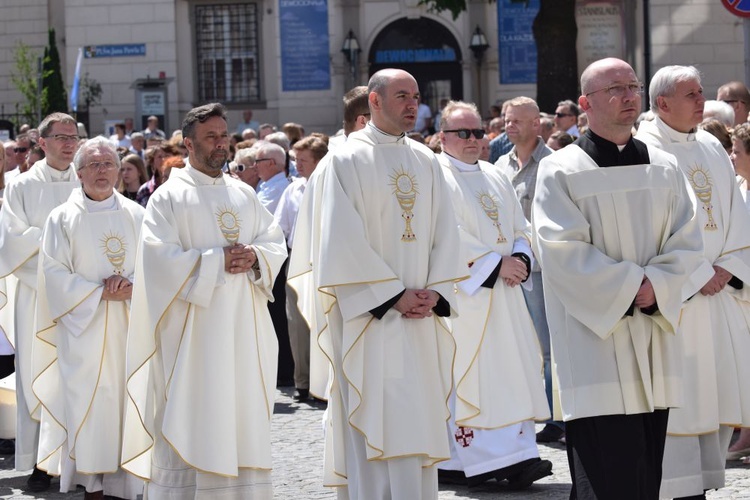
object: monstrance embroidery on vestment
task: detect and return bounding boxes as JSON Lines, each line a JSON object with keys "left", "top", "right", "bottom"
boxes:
{"left": 216, "top": 205, "right": 242, "bottom": 244}
{"left": 389, "top": 167, "right": 419, "bottom": 242}
{"left": 100, "top": 232, "right": 127, "bottom": 275}
{"left": 476, "top": 190, "right": 507, "bottom": 243}
{"left": 687, "top": 164, "right": 717, "bottom": 231}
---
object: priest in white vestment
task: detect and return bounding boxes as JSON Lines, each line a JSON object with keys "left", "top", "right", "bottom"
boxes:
{"left": 34, "top": 138, "right": 145, "bottom": 499}
{"left": 315, "top": 69, "right": 464, "bottom": 500}
{"left": 636, "top": 65, "right": 750, "bottom": 500}
{"left": 287, "top": 85, "right": 370, "bottom": 401}
{"left": 121, "top": 103, "right": 287, "bottom": 499}
{"left": 533, "top": 58, "right": 704, "bottom": 499}
{"left": 434, "top": 101, "right": 552, "bottom": 489}
{"left": 0, "top": 113, "right": 80, "bottom": 491}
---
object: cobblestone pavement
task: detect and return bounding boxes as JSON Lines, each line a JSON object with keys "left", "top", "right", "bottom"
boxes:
{"left": 0, "top": 388, "right": 748, "bottom": 498}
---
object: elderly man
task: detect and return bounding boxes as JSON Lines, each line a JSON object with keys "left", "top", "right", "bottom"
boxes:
{"left": 0, "top": 112, "right": 81, "bottom": 492}
{"left": 313, "top": 68, "right": 463, "bottom": 499}
{"left": 637, "top": 65, "right": 750, "bottom": 500}
{"left": 128, "top": 132, "right": 146, "bottom": 160}
{"left": 255, "top": 142, "right": 289, "bottom": 214}
{"left": 233, "top": 148, "right": 261, "bottom": 190}
{"left": 436, "top": 100, "right": 551, "bottom": 489}
{"left": 553, "top": 99, "right": 581, "bottom": 137}
{"left": 533, "top": 58, "right": 704, "bottom": 499}
{"left": 121, "top": 103, "right": 287, "bottom": 498}
{"left": 717, "top": 81, "right": 750, "bottom": 126}
{"left": 3, "top": 141, "right": 19, "bottom": 183}
{"left": 142, "top": 115, "right": 166, "bottom": 140}
{"left": 495, "top": 97, "right": 562, "bottom": 444}
{"left": 34, "top": 138, "right": 144, "bottom": 499}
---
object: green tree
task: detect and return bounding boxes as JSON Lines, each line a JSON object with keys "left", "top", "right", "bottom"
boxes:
{"left": 42, "top": 28, "right": 68, "bottom": 116}
{"left": 10, "top": 41, "right": 42, "bottom": 126}
{"left": 417, "top": 0, "right": 577, "bottom": 112}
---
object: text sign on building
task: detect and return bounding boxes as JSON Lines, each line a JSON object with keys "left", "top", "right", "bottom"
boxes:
{"left": 722, "top": 0, "right": 750, "bottom": 18}
{"left": 84, "top": 44, "right": 146, "bottom": 59}
{"left": 374, "top": 48, "right": 457, "bottom": 64}
{"left": 279, "top": 0, "right": 331, "bottom": 91}
{"left": 576, "top": 1, "right": 624, "bottom": 76}
{"left": 497, "top": 0, "right": 540, "bottom": 84}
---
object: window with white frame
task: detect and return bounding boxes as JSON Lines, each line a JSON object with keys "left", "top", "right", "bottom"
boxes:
{"left": 195, "top": 3, "right": 260, "bottom": 103}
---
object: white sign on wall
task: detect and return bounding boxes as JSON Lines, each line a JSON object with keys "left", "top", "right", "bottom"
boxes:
{"left": 576, "top": 0, "right": 624, "bottom": 76}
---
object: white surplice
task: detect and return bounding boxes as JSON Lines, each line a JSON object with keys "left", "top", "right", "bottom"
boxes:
{"left": 437, "top": 153, "right": 548, "bottom": 476}
{"left": 637, "top": 117, "right": 750, "bottom": 498}
{"left": 315, "top": 124, "right": 465, "bottom": 496}
{"left": 121, "top": 165, "right": 287, "bottom": 496}
{"left": 532, "top": 144, "right": 704, "bottom": 422}
{"left": 33, "top": 189, "right": 144, "bottom": 497}
{"left": 0, "top": 160, "right": 79, "bottom": 469}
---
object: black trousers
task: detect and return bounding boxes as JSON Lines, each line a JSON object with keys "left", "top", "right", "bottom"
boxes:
{"left": 566, "top": 409, "right": 669, "bottom": 500}
{"left": 268, "top": 257, "right": 294, "bottom": 386}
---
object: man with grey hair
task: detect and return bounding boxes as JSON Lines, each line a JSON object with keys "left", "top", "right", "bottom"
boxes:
{"left": 495, "top": 96, "right": 562, "bottom": 444}
{"left": 121, "top": 102, "right": 287, "bottom": 498}
{"left": 254, "top": 142, "right": 290, "bottom": 214}
{"left": 533, "top": 58, "right": 703, "bottom": 498}
{"left": 637, "top": 64, "right": 750, "bottom": 500}
{"left": 0, "top": 112, "right": 81, "bottom": 491}
{"left": 702, "top": 99, "right": 735, "bottom": 128}
{"left": 312, "top": 68, "right": 463, "bottom": 498}
{"left": 33, "top": 138, "right": 144, "bottom": 499}
{"left": 717, "top": 80, "right": 750, "bottom": 126}
{"left": 554, "top": 99, "right": 580, "bottom": 137}
{"left": 437, "top": 99, "right": 552, "bottom": 489}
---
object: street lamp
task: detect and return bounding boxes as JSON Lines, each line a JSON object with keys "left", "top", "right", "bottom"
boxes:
{"left": 469, "top": 26, "right": 490, "bottom": 114}
{"left": 341, "top": 29, "right": 361, "bottom": 86}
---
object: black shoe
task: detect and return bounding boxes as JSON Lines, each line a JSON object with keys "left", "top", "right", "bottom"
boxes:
{"left": 0, "top": 439, "right": 14, "bottom": 455}
{"left": 505, "top": 459, "right": 552, "bottom": 490}
{"left": 293, "top": 388, "right": 309, "bottom": 401}
{"left": 437, "top": 468, "right": 468, "bottom": 486}
{"left": 27, "top": 466, "right": 52, "bottom": 492}
{"left": 536, "top": 424, "right": 564, "bottom": 443}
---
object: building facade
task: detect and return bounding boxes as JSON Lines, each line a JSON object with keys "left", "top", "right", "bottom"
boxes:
{"left": 0, "top": 0, "right": 745, "bottom": 136}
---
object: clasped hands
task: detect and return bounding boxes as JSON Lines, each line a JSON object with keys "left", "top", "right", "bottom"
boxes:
{"left": 102, "top": 274, "right": 132, "bottom": 301}
{"left": 700, "top": 265, "right": 732, "bottom": 296}
{"left": 394, "top": 289, "right": 439, "bottom": 319}
{"left": 500, "top": 256, "right": 528, "bottom": 287}
{"left": 224, "top": 244, "right": 258, "bottom": 274}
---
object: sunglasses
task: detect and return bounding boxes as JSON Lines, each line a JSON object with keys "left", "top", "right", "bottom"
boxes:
{"left": 14, "top": 147, "right": 28, "bottom": 153}
{"left": 555, "top": 113, "right": 575, "bottom": 118}
{"left": 443, "top": 129, "right": 485, "bottom": 140}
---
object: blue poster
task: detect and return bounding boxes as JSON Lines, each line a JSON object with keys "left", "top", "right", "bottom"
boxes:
{"left": 497, "top": 0, "right": 540, "bottom": 84}
{"left": 280, "top": 0, "right": 331, "bottom": 91}
{"left": 84, "top": 44, "right": 146, "bottom": 59}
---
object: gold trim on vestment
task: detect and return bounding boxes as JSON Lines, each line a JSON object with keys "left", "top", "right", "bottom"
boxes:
{"left": 162, "top": 433, "right": 272, "bottom": 478}
{"left": 249, "top": 282, "right": 272, "bottom": 420}
{"left": 165, "top": 303, "right": 193, "bottom": 397}
{"left": 0, "top": 248, "right": 39, "bottom": 281}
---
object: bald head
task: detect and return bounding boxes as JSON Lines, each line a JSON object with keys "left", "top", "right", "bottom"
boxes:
{"left": 367, "top": 68, "right": 420, "bottom": 135}
{"left": 717, "top": 81, "right": 750, "bottom": 126}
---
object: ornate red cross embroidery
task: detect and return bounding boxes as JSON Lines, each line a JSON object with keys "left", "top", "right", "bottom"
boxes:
{"left": 454, "top": 427, "right": 474, "bottom": 447}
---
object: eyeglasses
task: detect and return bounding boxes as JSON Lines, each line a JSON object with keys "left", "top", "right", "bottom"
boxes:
{"left": 84, "top": 161, "right": 118, "bottom": 171}
{"left": 722, "top": 99, "right": 744, "bottom": 105}
{"left": 254, "top": 158, "right": 274, "bottom": 165}
{"left": 555, "top": 113, "right": 575, "bottom": 118}
{"left": 443, "top": 129, "right": 485, "bottom": 140}
{"left": 585, "top": 82, "right": 644, "bottom": 98}
{"left": 234, "top": 162, "right": 257, "bottom": 173}
{"left": 13, "top": 147, "right": 28, "bottom": 153}
{"left": 46, "top": 134, "right": 81, "bottom": 143}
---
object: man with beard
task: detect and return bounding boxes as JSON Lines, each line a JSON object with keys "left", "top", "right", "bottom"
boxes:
{"left": 121, "top": 103, "right": 287, "bottom": 499}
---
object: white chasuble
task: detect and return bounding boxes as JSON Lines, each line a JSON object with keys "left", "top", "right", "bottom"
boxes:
{"left": 637, "top": 118, "right": 750, "bottom": 434}
{"left": 0, "top": 160, "right": 79, "bottom": 423}
{"left": 315, "top": 125, "right": 465, "bottom": 485}
{"left": 533, "top": 144, "right": 703, "bottom": 421}
{"left": 439, "top": 155, "right": 549, "bottom": 429}
{"left": 33, "top": 189, "right": 144, "bottom": 477}
{"left": 122, "top": 165, "right": 287, "bottom": 480}
{"left": 287, "top": 165, "right": 333, "bottom": 401}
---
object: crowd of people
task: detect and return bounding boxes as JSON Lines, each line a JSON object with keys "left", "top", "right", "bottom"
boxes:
{"left": 0, "top": 56, "right": 748, "bottom": 500}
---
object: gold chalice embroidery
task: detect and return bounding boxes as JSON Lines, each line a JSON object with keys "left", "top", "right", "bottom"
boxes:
{"left": 216, "top": 206, "right": 242, "bottom": 244}
{"left": 476, "top": 191, "right": 507, "bottom": 243}
{"left": 100, "top": 232, "right": 127, "bottom": 275}
{"left": 687, "top": 164, "right": 717, "bottom": 231}
{"left": 389, "top": 167, "right": 419, "bottom": 242}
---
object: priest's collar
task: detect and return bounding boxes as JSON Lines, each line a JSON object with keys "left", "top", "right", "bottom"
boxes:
{"left": 576, "top": 128, "right": 650, "bottom": 168}
{"left": 185, "top": 163, "right": 226, "bottom": 185}
{"left": 83, "top": 190, "right": 118, "bottom": 212}
{"left": 652, "top": 115, "right": 697, "bottom": 144}
{"left": 367, "top": 122, "right": 406, "bottom": 144}
{"left": 44, "top": 161, "right": 74, "bottom": 182}
{"left": 440, "top": 151, "right": 479, "bottom": 172}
